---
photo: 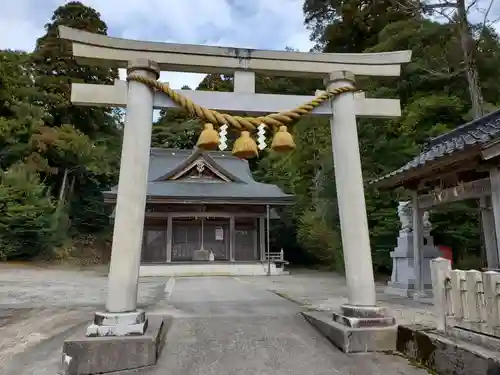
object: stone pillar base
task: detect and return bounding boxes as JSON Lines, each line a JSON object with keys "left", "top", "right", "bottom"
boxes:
{"left": 333, "top": 304, "right": 396, "bottom": 327}
{"left": 302, "top": 305, "right": 397, "bottom": 353}
{"left": 86, "top": 310, "right": 147, "bottom": 337}
{"left": 63, "top": 315, "right": 170, "bottom": 375}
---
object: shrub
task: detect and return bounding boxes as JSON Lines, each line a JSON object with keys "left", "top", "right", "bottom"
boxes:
{"left": 0, "top": 163, "right": 66, "bottom": 259}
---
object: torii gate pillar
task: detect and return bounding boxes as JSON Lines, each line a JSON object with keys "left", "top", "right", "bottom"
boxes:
{"left": 326, "top": 71, "right": 377, "bottom": 308}
{"left": 303, "top": 72, "right": 399, "bottom": 353}
{"left": 110, "top": 61, "right": 159, "bottom": 310}
{"left": 62, "top": 60, "right": 166, "bottom": 375}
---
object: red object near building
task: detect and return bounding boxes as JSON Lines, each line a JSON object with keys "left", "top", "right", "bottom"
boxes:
{"left": 438, "top": 245, "right": 453, "bottom": 264}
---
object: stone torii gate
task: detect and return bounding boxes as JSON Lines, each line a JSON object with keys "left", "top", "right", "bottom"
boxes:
{"left": 58, "top": 26, "right": 411, "bottom": 372}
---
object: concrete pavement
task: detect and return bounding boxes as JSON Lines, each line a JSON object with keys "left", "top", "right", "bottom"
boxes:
{"left": 123, "top": 277, "right": 430, "bottom": 375}
{"left": 0, "top": 266, "right": 432, "bottom": 374}
{"left": 236, "top": 271, "right": 437, "bottom": 327}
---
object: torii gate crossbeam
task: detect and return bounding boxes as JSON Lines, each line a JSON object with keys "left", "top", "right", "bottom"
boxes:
{"left": 59, "top": 26, "right": 410, "bottom": 77}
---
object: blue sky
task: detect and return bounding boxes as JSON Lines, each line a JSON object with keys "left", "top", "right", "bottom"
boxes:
{"left": 1, "top": 0, "right": 499, "bottom": 90}
{"left": 0, "top": 0, "right": 312, "bottom": 89}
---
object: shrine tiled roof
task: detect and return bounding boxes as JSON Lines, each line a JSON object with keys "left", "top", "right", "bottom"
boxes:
{"left": 371, "top": 108, "right": 500, "bottom": 187}
{"left": 104, "top": 148, "right": 293, "bottom": 204}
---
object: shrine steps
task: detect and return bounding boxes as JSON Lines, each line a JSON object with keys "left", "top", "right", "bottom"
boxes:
{"left": 139, "top": 262, "right": 288, "bottom": 277}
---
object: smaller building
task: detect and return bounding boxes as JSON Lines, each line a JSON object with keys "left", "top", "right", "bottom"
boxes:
{"left": 104, "top": 147, "right": 293, "bottom": 276}
{"left": 372, "top": 109, "right": 500, "bottom": 297}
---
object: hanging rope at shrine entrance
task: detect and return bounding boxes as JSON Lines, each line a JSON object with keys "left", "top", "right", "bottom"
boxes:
{"left": 127, "top": 75, "right": 356, "bottom": 159}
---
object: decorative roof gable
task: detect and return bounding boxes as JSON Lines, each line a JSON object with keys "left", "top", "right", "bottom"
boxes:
{"left": 153, "top": 148, "right": 243, "bottom": 183}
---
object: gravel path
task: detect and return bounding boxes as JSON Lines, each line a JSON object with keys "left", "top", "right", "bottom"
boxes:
{"left": 0, "top": 264, "right": 167, "bottom": 374}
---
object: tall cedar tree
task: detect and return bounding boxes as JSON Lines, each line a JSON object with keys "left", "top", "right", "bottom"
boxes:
{"left": 32, "top": 1, "right": 118, "bottom": 138}
{"left": 32, "top": 2, "right": 121, "bottom": 234}
{"left": 303, "top": 0, "right": 419, "bottom": 52}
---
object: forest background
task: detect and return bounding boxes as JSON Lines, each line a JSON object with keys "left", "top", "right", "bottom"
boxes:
{"left": 1, "top": 0, "right": 500, "bottom": 273}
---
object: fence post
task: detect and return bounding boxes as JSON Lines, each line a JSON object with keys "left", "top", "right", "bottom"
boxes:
{"left": 465, "top": 270, "right": 484, "bottom": 323}
{"left": 431, "top": 257, "right": 452, "bottom": 332}
{"left": 483, "top": 271, "right": 500, "bottom": 331}
{"left": 450, "top": 270, "right": 467, "bottom": 322}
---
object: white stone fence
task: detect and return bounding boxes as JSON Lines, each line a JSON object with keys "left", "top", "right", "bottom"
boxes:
{"left": 431, "top": 257, "right": 500, "bottom": 336}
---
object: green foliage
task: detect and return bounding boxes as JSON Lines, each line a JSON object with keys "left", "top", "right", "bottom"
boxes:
{"left": 0, "top": 163, "right": 64, "bottom": 260}
{"left": 29, "top": 1, "right": 121, "bottom": 239}
{"left": 357, "top": 17, "right": 500, "bottom": 269}
{"left": 431, "top": 202, "right": 482, "bottom": 267}
{"left": 303, "top": 0, "right": 417, "bottom": 52}
{"left": 251, "top": 3, "right": 500, "bottom": 272}
{"left": 0, "top": 0, "right": 499, "bottom": 271}
{"left": 31, "top": 124, "right": 111, "bottom": 174}
{"left": 32, "top": 1, "right": 118, "bottom": 137}
{"left": 68, "top": 178, "right": 114, "bottom": 233}
{"left": 197, "top": 74, "right": 233, "bottom": 92}
{"left": 364, "top": 189, "right": 402, "bottom": 272}
{"left": 297, "top": 210, "right": 344, "bottom": 271}
{"left": 152, "top": 108, "right": 200, "bottom": 149}
{"left": 0, "top": 51, "right": 46, "bottom": 169}
{"left": 0, "top": 2, "right": 121, "bottom": 261}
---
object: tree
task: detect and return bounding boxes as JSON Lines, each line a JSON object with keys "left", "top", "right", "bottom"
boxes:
{"left": 0, "top": 49, "right": 68, "bottom": 259}
{"left": 152, "top": 109, "right": 200, "bottom": 149}
{"left": 290, "top": 0, "right": 500, "bottom": 270}
{"left": 0, "top": 162, "right": 64, "bottom": 260}
{"left": 31, "top": 124, "right": 114, "bottom": 206}
{"left": 303, "top": 0, "right": 418, "bottom": 52}
{"left": 396, "top": 0, "right": 499, "bottom": 118}
{"left": 31, "top": 1, "right": 121, "bottom": 235}
{"left": 250, "top": 0, "right": 419, "bottom": 269}
{"left": 197, "top": 74, "right": 233, "bottom": 92}
{"left": 0, "top": 51, "right": 46, "bottom": 170}
{"left": 32, "top": 1, "right": 119, "bottom": 137}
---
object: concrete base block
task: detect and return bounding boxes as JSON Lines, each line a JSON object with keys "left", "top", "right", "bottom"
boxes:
{"left": 62, "top": 315, "right": 171, "bottom": 375}
{"left": 397, "top": 324, "right": 500, "bottom": 375}
{"left": 302, "top": 311, "right": 397, "bottom": 353}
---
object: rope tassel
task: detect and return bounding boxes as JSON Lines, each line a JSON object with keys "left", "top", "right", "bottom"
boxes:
{"left": 196, "top": 123, "right": 219, "bottom": 150}
{"left": 271, "top": 126, "right": 295, "bottom": 152}
{"left": 232, "top": 131, "right": 258, "bottom": 159}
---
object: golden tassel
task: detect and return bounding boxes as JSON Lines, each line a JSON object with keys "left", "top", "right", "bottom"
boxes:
{"left": 232, "top": 131, "right": 258, "bottom": 159}
{"left": 196, "top": 123, "right": 219, "bottom": 150}
{"left": 271, "top": 125, "right": 295, "bottom": 152}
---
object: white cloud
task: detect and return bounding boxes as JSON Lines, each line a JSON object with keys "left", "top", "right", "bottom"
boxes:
{"left": 1, "top": 0, "right": 312, "bottom": 90}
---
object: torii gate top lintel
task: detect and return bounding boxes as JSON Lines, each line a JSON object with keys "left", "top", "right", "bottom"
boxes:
{"left": 58, "top": 26, "right": 411, "bottom": 78}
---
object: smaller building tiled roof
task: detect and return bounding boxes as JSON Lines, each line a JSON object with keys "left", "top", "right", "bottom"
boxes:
{"left": 372, "top": 108, "right": 500, "bottom": 187}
